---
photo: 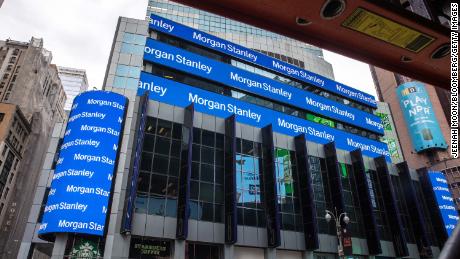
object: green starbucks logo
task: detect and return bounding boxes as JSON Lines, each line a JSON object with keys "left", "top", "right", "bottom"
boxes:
{"left": 70, "top": 240, "right": 101, "bottom": 258}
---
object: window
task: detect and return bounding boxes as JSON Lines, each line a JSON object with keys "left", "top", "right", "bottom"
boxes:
{"left": 135, "top": 118, "right": 181, "bottom": 217}
{"left": 367, "top": 170, "right": 392, "bottom": 241}
{"left": 236, "top": 138, "right": 265, "bottom": 227}
{"left": 309, "top": 156, "right": 335, "bottom": 235}
{"left": 187, "top": 243, "right": 220, "bottom": 259}
{"left": 275, "top": 148, "right": 302, "bottom": 231}
{"left": 391, "top": 176, "right": 416, "bottom": 243}
{"left": 189, "top": 128, "right": 224, "bottom": 222}
{"left": 340, "top": 163, "right": 365, "bottom": 238}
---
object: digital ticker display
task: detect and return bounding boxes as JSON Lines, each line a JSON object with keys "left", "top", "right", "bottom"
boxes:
{"left": 429, "top": 171, "right": 459, "bottom": 236}
{"left": 38, "top": 91, "right": 127, "bottom": 238}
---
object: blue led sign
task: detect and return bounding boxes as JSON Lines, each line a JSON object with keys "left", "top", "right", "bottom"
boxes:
{"left": 428, "top": 171, "right": 459, "bottom": 236}
{"left": 138, "top": 72, "right": 390, "bottom": 161}
{"left": 38, "top": 91, "right": 127, "bottom": 237}
{"left": 144, "top": 39, "right": 383, "bottom": 134}
{"left": 397, "top": 82, "right": 448, "bottom": 152}
{"left": 148, "top": 14, "right": 377, "bottom": 108}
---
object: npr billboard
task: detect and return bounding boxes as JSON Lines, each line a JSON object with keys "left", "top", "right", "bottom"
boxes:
{"left": 396, "top": 82, "right": 447, "bottom": 152}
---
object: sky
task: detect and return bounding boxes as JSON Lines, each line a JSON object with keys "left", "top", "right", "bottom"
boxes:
{"left": 0, "top": 0, "right": 377, "bottom": 97}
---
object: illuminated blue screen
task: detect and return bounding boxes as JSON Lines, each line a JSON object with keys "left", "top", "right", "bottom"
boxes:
{"left": 138, "top": 72, "right": 390, "bottom": 161}
{"left": 38, "top": 91, "right": 127, "bottom": 237}
{"left": 429, "top": 171, "right": 459, "bottom": 236}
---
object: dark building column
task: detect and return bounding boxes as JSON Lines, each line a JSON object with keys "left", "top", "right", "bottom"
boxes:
{"left": 121, "top": 92, "right": 149, "bottom": 233}
{"left": 417, "top": 167, "right": 449, "bottom": 247}
{"left": 260, "top": 125, "right": 280, "bottom": 248}
{"left": 224, "top": 115, "right": 237, "bottom": 244}
{"left": 176, "top": 104, "right": 194, "bottom": 239}
{"left": 374, "top": 156, "right": 409, "bottom": 257}
{"left": 294, "top": 134, "right": 319, "bottom": 250}
{"left": 324, "top": 142, "right": 346, "bottom": 226}
{"left": 350, "top": 149, "right": 381, "bottom": 255}
{"left": 397, "top": 162, "right": 433, "bottom": 257}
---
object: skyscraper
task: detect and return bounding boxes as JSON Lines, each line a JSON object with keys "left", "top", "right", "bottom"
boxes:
{"left": 19, "top": 2, "right": 453, "bottom": 259}
{"left": 57, "top": 67, "right": 89, "bottom": 111}
{"left": 146, "top": 0, "right": 334, "bottom": 80}
{"left": 371, "top": 66, "right": 460, "bottom": 209}
{"left": 0, "top": 37, "right": 66, "bottom": 258}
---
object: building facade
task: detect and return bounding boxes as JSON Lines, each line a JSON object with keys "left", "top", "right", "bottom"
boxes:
{"left": 370, "top": 67, "right": 460, "bottom": 210}
{"left": 17, "top": 3, "right": 457, "bottom": 256}
{"left": 0, "top": 103, "right": 31, "bottom": 230}
{"left": 57, "top": 66, "right": 89, "bottom": 111}
{"left": 146, "top": 0, "right": 334, "bottom": 80}
{"left": 0, "top": 37, "right": 66, "bottom": 258}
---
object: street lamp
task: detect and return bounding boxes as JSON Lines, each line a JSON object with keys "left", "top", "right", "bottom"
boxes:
{"left": 325, "top": 207, "right": 350, "bottom": 257}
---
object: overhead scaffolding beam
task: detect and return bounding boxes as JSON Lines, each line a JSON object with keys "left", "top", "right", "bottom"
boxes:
{"left": 170, "top": 0, "right": 451, "bottom": 90}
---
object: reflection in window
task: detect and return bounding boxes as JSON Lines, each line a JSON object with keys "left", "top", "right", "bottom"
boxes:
{"left": 188, "top": 128, "right": 224, "bottom": 223}
{"left": 309, "top": 156, "right": 335, "bottom": 235}
{"left": 134, "top": 118, "right": 181, "bottom": 217}
{"left": 275, "top": 148, "right": 302, "bottom": 231}
{"left": 339, "top": 163, "right": 365, "bottom": 238}
{"left": 236, "top": 138, "right": 265, "bottom": 227}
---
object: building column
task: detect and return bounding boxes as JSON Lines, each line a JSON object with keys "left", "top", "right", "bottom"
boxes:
{"left": 103, "top": 233, "right": 130, "bottom": 258}
{"left": 173, "top": 239, "right": 186, "bottom": 259}
{"left": 302, "top": 251, "right": 314, "bottom": 259}
{"left": 223, "top": 244, "right": 234, "bottom": 259}
{"left": 264, "top": 247, "right": 276, "bottom": 259}
{"left": 17, "top": 241, "right": 31, "bottom": 259}
{"left": 51, "top": 233, "right": 68, "bottom": 259}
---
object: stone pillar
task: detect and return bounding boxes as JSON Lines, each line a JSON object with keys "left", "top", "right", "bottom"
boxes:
{"left": 51, "top": 233, "right": 68, "bottom": 259}
{"left": 302, "top": 251, "right": 314, "bottom": 259}
{"left": 223, "top": 244, "right": 234, "bottom": 259}
{"left": 174, "top": 239, "right": 186, "bottom": 259}
{"left": 264, "top": 247, "right": 276, "bottom": 259}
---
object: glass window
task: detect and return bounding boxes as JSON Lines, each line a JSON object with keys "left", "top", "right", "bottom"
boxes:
{"left": 150, "top": 174, "right": 167, "bottom": 195}
{"left": 116, "top": 65, "right": 130, "bottom": 77}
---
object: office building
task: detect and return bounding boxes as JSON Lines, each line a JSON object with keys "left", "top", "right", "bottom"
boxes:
{"left": 19, "top": 3, "right": 456, "bottom": 259}
{"left": 0, "top": 37, "right": 66, "bottom": 258}
{"left": 0, "top": 103, "right": 31, "bottom": 230}
{"left": 370, "top": 67, "right": 460, "bottom": 210}
{"left": 146, "top": 0, "right": 334, "bottom": 80}
{"left": 57, "top": 66, "right": 89, "bottom": 111}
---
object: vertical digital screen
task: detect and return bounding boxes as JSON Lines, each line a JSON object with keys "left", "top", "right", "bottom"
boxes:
{"left": 428, "top": 171, "right": 459, "bottom": 236}
{"left": 39, "top": 91, "right": 127, "bottom": 237}
{"left": 397, "top": 82, "right": 448, "bottom": 152}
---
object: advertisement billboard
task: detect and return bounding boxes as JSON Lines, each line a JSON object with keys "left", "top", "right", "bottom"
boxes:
{"left": 148, "top": 14, "right": 377, "bottom": 108}
{"left": 428, "top": 171, "right": 459, "bottom": 236}
{"left": 38, "top": 91, "right": 127, "bottom": 238}
{"left": 138, "top": 72, "right": 390, "bottom": 161}
{"left": 143, "top": 39, "right": 383, "bottom": 134}
{"left": 397, "top": 82, "right": 448, "bottom": 152}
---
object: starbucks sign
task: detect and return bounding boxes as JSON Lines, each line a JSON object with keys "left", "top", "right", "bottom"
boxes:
{"left": 129, "top": 238, "right": 171, "bottom": 258}
{"left": 69, "top": 240, "right": 101, "bottom": 258}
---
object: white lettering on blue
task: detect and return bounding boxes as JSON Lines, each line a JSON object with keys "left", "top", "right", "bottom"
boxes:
{"left": 188, "top": 93, "right": 261, "bottom": 122}
{"left": 230, "top": 72, "right": 292, "bottom": 100}
{"left": 138, "top": 81, "right": 167, "bottom": 96}
{"left": 149, "top": 18, "right": 174, "bottom": 32}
